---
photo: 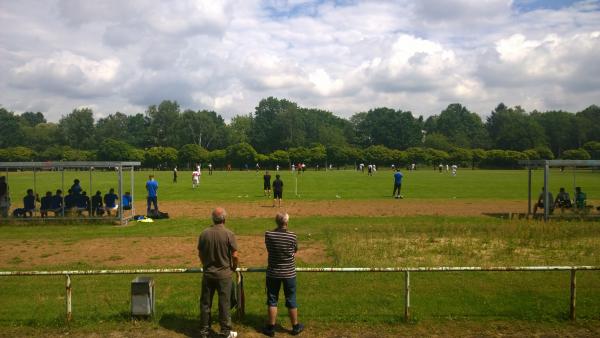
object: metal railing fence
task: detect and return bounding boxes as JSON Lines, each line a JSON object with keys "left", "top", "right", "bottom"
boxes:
{"left": 2, "top": 265, "right": 599, "bottom": 322}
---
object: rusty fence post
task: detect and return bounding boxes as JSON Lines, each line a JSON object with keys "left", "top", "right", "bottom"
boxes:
{"left": 404, "top": 271, "right": 410, "bottom": 322}
{"left": 66, "top": 274, "right": 72, "bottom": 322}
{"left": 570, "top": 269, "right": 576, "bottom": 320}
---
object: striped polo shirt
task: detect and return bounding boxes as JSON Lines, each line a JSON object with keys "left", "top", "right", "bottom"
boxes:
{"left": 265, "top": 229, "right": 297, "bottom": 279}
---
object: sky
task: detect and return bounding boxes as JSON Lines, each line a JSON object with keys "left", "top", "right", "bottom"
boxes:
{"left": 1, "top": 0, "right": 599, "bottom": 122}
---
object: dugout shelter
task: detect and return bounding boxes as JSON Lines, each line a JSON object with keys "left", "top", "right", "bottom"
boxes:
{"left": 0, "top": 161, "right": 141, "bottom": 224}
{"left": 520, "top": 160, "right": 600, "bottom": 221}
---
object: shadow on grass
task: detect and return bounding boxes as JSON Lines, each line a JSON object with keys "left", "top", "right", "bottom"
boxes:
{"left": 158, "top": 312, "right": 265, "bottom": 337}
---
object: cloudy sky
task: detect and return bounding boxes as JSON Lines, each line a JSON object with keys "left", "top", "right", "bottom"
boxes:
{"left": 1, "top": 0, "right": 599, "bottom": 122}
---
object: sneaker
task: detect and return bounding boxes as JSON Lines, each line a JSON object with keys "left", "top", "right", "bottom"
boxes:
{"left": 291, "top": 323, "right": 304, "bottom": 335}
{"left": 262, "top": 325, "right": 275, "bottom": 337}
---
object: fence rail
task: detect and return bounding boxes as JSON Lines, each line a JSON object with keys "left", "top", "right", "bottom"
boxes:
{"left": 2, "top": 265, "right": 599, "bottom": 322}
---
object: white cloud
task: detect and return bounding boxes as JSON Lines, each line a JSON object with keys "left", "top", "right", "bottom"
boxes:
{"left": 0, "top": 0, "right": 599, "bottom": 121}
{"left": 10, "top": 51, "right": 120, "bottom": 98}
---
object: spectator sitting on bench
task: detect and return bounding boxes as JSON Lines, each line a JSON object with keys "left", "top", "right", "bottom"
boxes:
{"left": 51, "top": 189, "right": 64, "bottom": 216}
{"left": 40, "top": 191, "right": 52, "bottom": 218}
{"left": 575, "top": 187, "right": 587, "bottom": 211}
{"left": 23, "top": 189, "right": 39, "bottom": 217}
{"left": 91, "top": 191, "right": 104, "bottom": 216}
{"left": 104, "top": 188, "right": 119, "bottom": 216}
{"left": 122, "top": 191, "right": 132, "bottom": 210}
{"left": 64, "top": 189, "right": 77, "bottom": 214}
{"left": 76, "top": 191, "right": 90, "bottom": 215}
{"left": 554, "top": 187, "right": 572, "bottom": 211}
{"left": 533, "top": 187, "right": 554, "bottom": 215}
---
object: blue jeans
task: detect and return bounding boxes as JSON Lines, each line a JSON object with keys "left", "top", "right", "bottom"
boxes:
{"left": 266, "top": 276, "right": 297, "bottom": 308}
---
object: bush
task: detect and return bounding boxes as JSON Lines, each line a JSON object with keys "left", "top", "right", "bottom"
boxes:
{"left": 481, "top": 149, "right": 527, "bottom": 168}
{"left": 583, "top": 141, "right": 600, "bottom": 159}
{"left": 0, "top": 147, "right": 36, "bottom": 161}
{"left": 226, "top": 143, "right": 257, "bottom": 169}
{"left": 144, "top": 147, "right": 178, "bottom": 169}
{"left": 178, "top": 144, "right": 209, "bottom": 168}
{"left": 561, "top": 148, "right": 591, "bottom": 160}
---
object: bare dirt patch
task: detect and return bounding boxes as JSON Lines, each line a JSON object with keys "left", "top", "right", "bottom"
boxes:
{"left": 0, "top": 236, "right": 329, "bottom": 270}
{"left": 137, "top": 199, "right": 527, "bottom": 219}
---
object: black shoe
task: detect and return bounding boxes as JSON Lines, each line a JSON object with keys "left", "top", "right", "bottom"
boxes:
{"left": 291, "top": 323, "right": 304, "bottom": 335}
{"left": 262, "top": 325, "right": 275, "bottom": 337}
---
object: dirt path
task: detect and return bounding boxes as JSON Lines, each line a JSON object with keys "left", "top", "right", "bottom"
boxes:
{"left": 0, "top": 236, "right": 329, "bottom": 270}
{"left": 135, "top": 199, "right": 527, "bottom": 218}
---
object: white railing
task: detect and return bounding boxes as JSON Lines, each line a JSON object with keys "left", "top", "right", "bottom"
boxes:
{"left": 2, "top": 265, "right": 599, "bottom": 322}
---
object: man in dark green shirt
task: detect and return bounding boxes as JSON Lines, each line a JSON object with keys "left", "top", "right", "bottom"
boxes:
{"left": 198, "top": 207, "right": 239, "bottom": 338}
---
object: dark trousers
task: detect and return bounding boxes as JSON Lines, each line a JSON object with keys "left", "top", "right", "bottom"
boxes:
{"left": 200, "top": 276, "right": 232, "bottom": 335}
{"left": 147, "top": 196, "right": 158, "bottom": 214}
{"left": 393, "top": 183, "right": 402, "bottom": 196}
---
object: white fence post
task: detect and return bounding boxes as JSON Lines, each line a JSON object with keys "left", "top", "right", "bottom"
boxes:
{"left": 65, "top": 274, "right": 72, "bottom": 322}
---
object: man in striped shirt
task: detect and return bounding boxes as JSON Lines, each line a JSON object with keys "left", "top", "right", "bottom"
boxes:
{"left": 262, "top": 212, "right": 304, "bottom": 336}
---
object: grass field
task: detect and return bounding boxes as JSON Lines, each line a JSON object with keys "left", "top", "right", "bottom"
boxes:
{"left": 3, "top": 167, "right": 599, "bottom": 202}
{"left": 1, "top": 169, "right": 599, "bottom": 337}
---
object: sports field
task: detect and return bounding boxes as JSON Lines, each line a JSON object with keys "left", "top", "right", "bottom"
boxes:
{"left": 1, "top": 169, "right": 599, "bottom": 337}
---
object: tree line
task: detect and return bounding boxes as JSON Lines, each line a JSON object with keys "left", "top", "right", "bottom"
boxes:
{"left": 0, "top": 98, "right": 599, "bottom": 169}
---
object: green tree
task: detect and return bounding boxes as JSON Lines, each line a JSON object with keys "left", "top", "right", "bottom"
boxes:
{"left": 423, "top": 132, "right": 453, "bottom": 151}
{"left": 583, "top": 141, "right": 600, "bottom": 159}
{"left": 96, "top": 139, "right": 137, "bottom": 161}
{"left": 96, "top": 112, "right": 132, "bottom": 145}
{"left": 228, "top": 115, "right": 252, "bottom": 144}
{"left": 364, "top": 145, "right": 394, "bottom": 165}
{"left": 486, "top": 104, "right": 546, "bottom": 151}
{"left": 576, "top": 105, "right": 600, "bottom": 145}
{"left": 178, "top": 144, "right": 210, "bottom": 168}
{"left": 2, "top": 147, "right": 36, "bottom": 161}
{"left": 427, "top": 104, "right": 489, "bottom": 148}
{"left": 561, "top": 148, "right": 591, "bottom": 160}
{"left": 532, "top": 110, "right": 578, "bottom": 157}
{"left": 0, "top": 108, "right": 25, "bottom": 147}
{"left": 288, "top": 146, "right": 311, "bottom": 164}
{"left": 144, "top": 147, "right": 178, "bottom": 168}
{"left": 146, "top": 100, "right": 181, "bottom": 147}
{"left": 226, "top": 143, "right": 257, "bottom": 169}
{"left": 448, "top": 148, "right": 472, "bottom": 166}
{"left": 269, "top": 150, "right": 290, "bottom": 166}
{"left": 352, "top": 107, "right": 422, "bottom": 149}
{"left": 179, "top": 109, "right": 228, "bottom": 150}
{"left": 58, "top": 108, "right": 95, "bottom": 149}
{"left": 20, "top": 112, "right": 46, "bottom": 126}
{"left": 22, "top": 123, "right": 60, "bottom": 151}
{"left": 209, "top": 149, "right": 227, "bottom": 168}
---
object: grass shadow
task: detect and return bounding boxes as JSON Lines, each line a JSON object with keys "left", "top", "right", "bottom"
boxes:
{"left": 158, "top": 311, "right": 265, "bottom": 337}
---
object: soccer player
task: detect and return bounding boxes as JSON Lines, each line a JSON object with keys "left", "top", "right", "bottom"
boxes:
{"left": 272, "top": 174, "right": 283, "bottom": 208}
{"left": 192, "top": 169, "right": 201, "bottom": 188}
{"left": 263, "top": 171, "right": 272, "bottom": 197}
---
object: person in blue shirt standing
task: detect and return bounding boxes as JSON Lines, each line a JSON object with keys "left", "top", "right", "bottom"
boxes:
{"left": 393, "top": 169, "right": 404, "bottom": 199}
{"left": 146, "top": 174, "right": 159, "bottom": 216}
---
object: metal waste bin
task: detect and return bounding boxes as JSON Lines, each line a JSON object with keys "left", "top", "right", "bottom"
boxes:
{"left": 131, "top": 276, "right": 155, "bottom": 316}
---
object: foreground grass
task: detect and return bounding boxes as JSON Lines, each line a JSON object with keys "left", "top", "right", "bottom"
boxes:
{"left": 1, "top": 215, "right": 599, "bottom": 337}
{"left": 3, "top": 168, "right": 599, "bottom": 202}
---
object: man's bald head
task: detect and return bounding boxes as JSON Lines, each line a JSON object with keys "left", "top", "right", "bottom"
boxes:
{"left": 212, "top": 207, "right": 227, "bottom": 224}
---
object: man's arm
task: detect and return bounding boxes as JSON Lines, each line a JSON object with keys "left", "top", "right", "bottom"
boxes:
{"left": 231, "top": 250, "right": 239, "bottom": 270}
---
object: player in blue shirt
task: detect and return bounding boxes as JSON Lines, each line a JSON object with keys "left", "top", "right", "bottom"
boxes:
{"left": 146, "top": 175, "right": 159, "bottom": 215}
{"left": 393, "top": 169, "right": 404, "bottom": 199}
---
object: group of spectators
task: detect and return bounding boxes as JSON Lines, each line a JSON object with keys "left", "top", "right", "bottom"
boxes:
{"left": 12, "top": 179, "right": 132, "bottom": 218}
{"left": 534, "top": 186, "right": 588, "bottom": 215}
